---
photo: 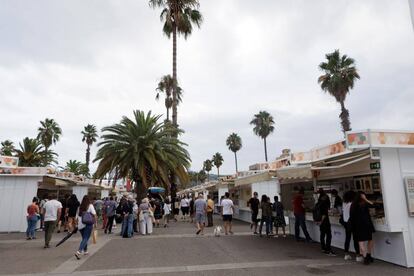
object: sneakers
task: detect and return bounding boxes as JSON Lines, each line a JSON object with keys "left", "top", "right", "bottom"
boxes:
{"left": 344, "top": 254, "right": 352, "bottom": 261}
{"left": 356, "top": 256, "right": 364, "bottom": 262}
{"left": 324, "top": 250, "right": 337, "bottom": 256}
{"left": 75, "top": 251, "right": 81, "bottom": 260}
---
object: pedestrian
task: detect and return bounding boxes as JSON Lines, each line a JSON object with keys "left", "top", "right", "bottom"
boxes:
{"left": 26, "top": 197, "right": 40, "bottom": 240}
{"left": 173, "top": 197, "right": 180, "bottom": 222}
{"left": 102, "top": 197, "right": 109, "bottom": 230}
{"left": 75, "top": 195, "right": 97, "bottom": 260}
{"left": 259, "top": 195, "right": 272, "bottom": 237}
{"left": 316, "top": 189, "right": 335, "bottom": 256}
{"left": 247, "top": 192, "right": 260, "bottom": 234}
{"left": 180, "top": 195, "right": 189, "bottom": 221}
{"left": 39, "top": 195, "right": 49, "bottom": 230}
{"left": 206, "top": 195, "right": 214, "bottom": 227}
{"left": 104, "top": 196, "right": 117, "bottom": 234}
{"left": 153, "top": 198, "right": 163, "bottom": 228}
{"left": 139, "top": 198, "right": 153, "bottom": 235}
{"left": 194, "top": 193, "right": 207, "bottom": 235}
{"left": 133, "top": 199, "right": 139, "bottom": 233}
{"left": 66, "top": 194, "right": 80, "bottom": 233}
{"left": 121, "top": 196, "right": 134, "bottom": 238}
{"left": 42, "top": 194, "right": 62, "bottom": 248}
{"left": 350, "top": 192, "right": 376, "bottom": 265}
{"left": 221, "top": 192, "right": 234, "bottom": 235}
{"left": 273, "top": 196, "right": 286, "bottom": 238}
{"left": 332, "top": 189, "right": 343, "bottom": 215}
{"left": 57, "top": 194, "right": 69, "bottom": 233}
{"left": 189, "top": 194, "right": 195, "bottom": 223}
{"left": 163, "top": 198, "right": 171, "bottom": 228}
{"left": 342, "top": 191, "right": 363, "bottom": 262}
{"left": 292, "top": 187, "right": 312, "bottom": 242}
{"left": 93, "top": 198, "right": 103, "bottom": 225}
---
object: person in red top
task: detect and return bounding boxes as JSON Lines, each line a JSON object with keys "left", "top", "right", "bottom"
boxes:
{"left": 292, "top": 187, "right": 312, "bottom": 242}
{"left": 26, "top": 197, "right": 40, "bottom": 240}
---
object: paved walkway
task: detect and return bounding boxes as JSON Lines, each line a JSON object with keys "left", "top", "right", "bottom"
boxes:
{"left": 0, "top": 217, "right": 412, "bottom": 276}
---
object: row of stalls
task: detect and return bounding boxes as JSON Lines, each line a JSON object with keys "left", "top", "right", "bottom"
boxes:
{"left": 0, "top": 159, "right": 113, "bottom": 233}
{"left": 180, "top": 130, "right": 414, "bottom": 267}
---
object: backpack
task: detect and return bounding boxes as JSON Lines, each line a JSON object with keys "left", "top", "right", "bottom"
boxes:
{"left": 312, "top": 202, "right": 322, "bottom": 222}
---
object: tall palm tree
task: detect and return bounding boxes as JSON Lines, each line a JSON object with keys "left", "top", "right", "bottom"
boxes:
{"left": 318, "top": 49, "right": 360, "bottom": 134}
{"left": 226, "top": 133, "right": 242, "bottom": 173}
{"left": 155, "top": 75, "right": 183, "bottom": 122}
{"left": 203, "top": 159, "right": 213, "bottom": 181}
{"left": 94, "top": 110, "right": 191, "bottom": 200}
{"left": 0, "top": 140, "right": 15, "bottom": 156}
{"left": 65, "top": 160, "right": 88, "bottom": 176}
{"left": 250, "top": 111, "right": 275, "bottom": 162}
{"left": 212, "top": 152, "right": 223, "bottom": 179}
{"left": 81, "top": 124, "right": 98, "bottom": 170}
{"left": 149, "top": 0, "right": 203, "bottom": 127}
{"left": 37, "top": 118, "right": 62, "bottom": 166}
{"left": 15, "top": 138, "right": 44, "bottom": 167}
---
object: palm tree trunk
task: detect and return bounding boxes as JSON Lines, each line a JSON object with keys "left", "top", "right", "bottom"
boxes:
{"left": 166, "top": 107, "right": 170, "bottom": 121}
{"left": 217, "top": 167, "right": 220, "bottom": 179}
{"left": 44, "top": 146, "right": 49, "bottom": 167}
{"left": 234, "top": 152, "right": 238, "bottom": 173}
{"left": 172, "top": 25, "right": 178, "bottom": 128}
{"left": 339, "top": 100, "right": 351, "bottom": 134}
{"left": 86, "top": 144, "right": 90, "bottom": 169}
{"left": 207, "top": 171, "right": 209, "bottom": 181}
{"left": 264, "top": 137, "right": 268, "bottom": 162}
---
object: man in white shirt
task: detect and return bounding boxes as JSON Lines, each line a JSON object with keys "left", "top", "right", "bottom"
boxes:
{"left": 180, "top": 196, "right": 190, "bottom": 221}
{"left": 221, "top": 192, "right": 234, "bottom": 235}
{"left": 42, "top": 194, "right": 62, "bottom": 248}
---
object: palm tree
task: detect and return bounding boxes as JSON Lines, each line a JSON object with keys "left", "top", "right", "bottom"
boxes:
{"left": 155, "top": 75, "right": 184, "bottom": 122}
{"left": 15, "top": 138, "right": 44, "bottom": 167}
{"left": 65, "top": 160, "right": 89, "bottom": 175}
{"left": 250, "top": 111, "right": 275, "bottom": 162}
{"left": 198, "top": 169, "right": 207, "bottom": 183}
{"left": 81, "top": 124, "right": 98, "bottom": 170}
{"left": 0, "top": 140, "right": 15, "bottom": 156}
{"left": 94, "top": 110, "right": 191, "bottom": 200}
{"left": 318, "top": 49, "right": 360, "bottom": 134}
{"left": 212, "top": 152, "right": 223, "bottom": 179}
{"left": 203, "top": 159, "right": 213, "bottom": 181}
{"left": 226, "top": 133, "right": 242, "bottom": 173}
{"left": 37, "top": 118, "right": 62, "bottom": 166}
{"left": 149, "top": 0, "right": 203, "bottom": 127}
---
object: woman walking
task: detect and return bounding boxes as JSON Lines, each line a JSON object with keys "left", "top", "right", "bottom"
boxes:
{"left": 139, "top": 198, "right": 154, "bottom": 235}
{"left": 273, "top": 196, "right": 286, "bottom": 237}
{"left": 26, "top": 197, "right": 40, "bottom": 240}
{"left": 342, "top": 191, "right": 363, "bottom": 262}
{"left": 75, "top": 195, "right": 96, "bottom": 260}
{"left": 259, "top": 195, "right": 272, "bottom": 237}
{"left": 163, "top": 198, "right": 171, "bottom": 228}
{"left": 66, "top": 194, "right": 80, "bottom": 233}
{"left": 350, "top": 192, "right": 375, "bottom": 265}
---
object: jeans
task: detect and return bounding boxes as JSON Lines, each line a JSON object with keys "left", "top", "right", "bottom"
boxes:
{"left": 26, "top": 216, "right": 38, "bottom": 238}
{"left": 127, "top": 214, "right": 134, "bottom": 237}
{"left": 294, "top": 213, "right": 311, "bottom": 241}
{"left": 344, "top": 221, "right": 360, "bottom": 254}
{"left": 78, "top": 224, "right": 93, "bottom": 252}
{"left": 259, "top": 216, "right": 272, "bottom": 235}
{"left": 121, "top": 214, "right": 134, "bottom": 237}
{"left": 320, "top": 218, "right": 332, "bottom": 251}
{"left": 44, "top": 221, "right": 56, "bottom": 246}
{"left": 105, "top": 216, "right": 115, "bottom": 233}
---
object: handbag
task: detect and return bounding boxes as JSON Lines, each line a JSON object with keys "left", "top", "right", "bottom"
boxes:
{"left": 81, "top": 212, "right": 95, "bottom": 225}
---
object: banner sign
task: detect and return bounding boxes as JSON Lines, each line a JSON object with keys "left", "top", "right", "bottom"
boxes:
{"left": 291, "top": 140, "right": 348, "bottom": 164}
{"left": 0, "top": 156, "right": 19, "bottom": 168}
{"left": 347, "top": 130, "right": 414, "bottom": 149}
{"left": 0, "top": 167, "right": 47, "bottom": 175}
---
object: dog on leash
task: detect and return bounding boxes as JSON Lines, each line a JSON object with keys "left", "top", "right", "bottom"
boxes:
{"left": 213, "top": 226, "right": 223, "bottom": 237}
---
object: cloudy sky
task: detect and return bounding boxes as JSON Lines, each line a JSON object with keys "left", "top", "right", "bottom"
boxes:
{"left": 1, "top": 0, "right": 413, "bottom": 175}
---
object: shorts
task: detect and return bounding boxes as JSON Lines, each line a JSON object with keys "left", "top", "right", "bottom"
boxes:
{"left": 195, "top": 213, "right": 206, "bottom": 224}
{"left": 181, "top": 207, "right": 189, "bottom": 215}
{"left": 223, "top": 215, "right": 233, "bottom": 222}
{"left": 251, "top": 212, "right": 258, "bottom": 223}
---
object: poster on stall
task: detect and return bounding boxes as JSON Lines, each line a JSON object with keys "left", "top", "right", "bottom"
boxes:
{"left": 0, "top": 156, "right": 19, "bottom": 168}
{"left": 404, "top": 177, "right": 414, "bottom": 216}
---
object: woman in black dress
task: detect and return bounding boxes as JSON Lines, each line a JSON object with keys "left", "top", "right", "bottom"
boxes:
{"left": 273, "top": 196, "right": 286, "bottom": 237}
{"left": 350, "top": 192, "right": 375, "bottom": 265}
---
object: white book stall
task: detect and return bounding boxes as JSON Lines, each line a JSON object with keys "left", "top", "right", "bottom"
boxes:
{"left": 276, "top": 130, "right": 414, "bottom": 267}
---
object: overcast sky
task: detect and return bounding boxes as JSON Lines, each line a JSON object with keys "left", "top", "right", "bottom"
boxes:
{"left": 1, "top": 0, "right": 413, "bottom": 175}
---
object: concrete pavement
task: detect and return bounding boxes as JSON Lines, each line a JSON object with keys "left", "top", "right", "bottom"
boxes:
{"left": 0, "top": 216, "right": 412, "bottom": 275}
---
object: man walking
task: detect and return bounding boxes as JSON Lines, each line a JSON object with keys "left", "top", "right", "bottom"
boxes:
{"left": 292, "top": 187, "right": 312, "bottom": 242}
{"left": 317, "top": 189, "right": 335, "bottom": 256}
{"left": 42, "top": 194, "right": 62, "bottom": 248}
{"left": 206, "top": 195, "right": 214, "bottom": 227}
{"left": 247, "top": 192, "right": 260, "bottom": 234}
{"left": 194, "top": 193, "right": 207, "bottom": 235}
{"left": 104, "top": 196, "right": 117, "bottom": 234}
{"left": 221, "top": 192, "right": 234, "bottom": 235}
